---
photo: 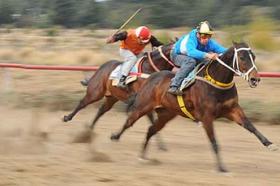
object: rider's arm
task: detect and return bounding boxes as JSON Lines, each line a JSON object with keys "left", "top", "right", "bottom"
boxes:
{"left": 113, "top": 31, "right": 128, "bottom": 41}
{"left": 186, "top": 38, "right": 207, "bottom": 60}
{"left": 209, "top": 39, "right": 227, "bottom": 54}
{"left": 150, "top": 35, "right": 164, "bottom": 47}
{"left": 106, "top": 31, "right": 128, "bottom": 43}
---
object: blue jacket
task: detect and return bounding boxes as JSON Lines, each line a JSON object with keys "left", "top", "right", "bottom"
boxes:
{"left": 173, "top": 29, "right": 227, "bottom": 60}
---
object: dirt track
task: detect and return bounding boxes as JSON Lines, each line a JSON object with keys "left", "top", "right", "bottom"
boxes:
{"left": 0, "top": 105, "right": 279, "bottom": 186}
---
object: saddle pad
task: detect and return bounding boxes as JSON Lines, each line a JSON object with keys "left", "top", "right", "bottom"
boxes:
{"left": 109, "top": 56, "right": 145, "bottom": 80}
{"left": 111, "top": 76, "right": 138, "bottom": 86}
{"left": 180, "top": 63, "right": 206, "bottom": 90}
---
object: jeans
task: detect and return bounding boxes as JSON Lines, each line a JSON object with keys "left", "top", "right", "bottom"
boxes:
{"left": 119, "top": 49, "right": 141, "bottom": 77}
{"left": 170, "top": 51, "right": 197, "bottom": 87}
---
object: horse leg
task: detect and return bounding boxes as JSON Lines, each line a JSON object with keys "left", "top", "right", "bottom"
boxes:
{"left": 141, "top": 109, "right": 176, "bottom": 159}
{"left": 146, "top": 112, "right": 168, "bottom": 151}
{"left": 202, "top": 117, "right": 227, "bottom": 172}
{"left": 226, "top": 105, "right": 278, "bottom": 151}
{"left": 63, "top": 90, "right": 105, "bottom": 122}
{"left": 110, "top": 103, "right": 154, "bottom": 141}
{"left": 89, "top": 96, "right": 118, "bottom": 130}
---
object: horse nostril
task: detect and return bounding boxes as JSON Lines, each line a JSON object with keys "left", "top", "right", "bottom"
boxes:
{"left": 249, "top": 77, "right": 260, "bottom": 88}
{"left": 250, "top": 77, "right": 260, "bottom": 82}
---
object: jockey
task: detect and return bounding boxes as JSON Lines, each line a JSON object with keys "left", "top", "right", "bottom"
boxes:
{"left": 168, "top": 21, "right": 227, "bottom": 95}
{"left": 106, "top": 26, "right": 163, "bottom": 88}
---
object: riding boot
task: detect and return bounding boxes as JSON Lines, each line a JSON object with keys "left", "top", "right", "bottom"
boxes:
{"left": 167, "top": 86, "right": 183, "bottom": 96}
{"left": 117, "top": 75, "right": 127, "bottom": 89}
{"left": 80, "top": 78, "right": 89, "bottom": 86}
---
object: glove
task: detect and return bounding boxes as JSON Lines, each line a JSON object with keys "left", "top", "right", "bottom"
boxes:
{"left": 106, "top": 36, "right": 115, "bottom": 44}
{"left": 206, "top": 53, "right": 219, "bottom": 60}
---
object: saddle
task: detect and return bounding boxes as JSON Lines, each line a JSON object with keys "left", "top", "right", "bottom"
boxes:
{"left": 179, "top": 63, "right": 206, "bottom": 91}
{"left": 109, "top": 56, "right": 150, "bottom": 86}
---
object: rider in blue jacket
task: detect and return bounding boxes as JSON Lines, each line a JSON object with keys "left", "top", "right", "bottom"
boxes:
{"left": 168, "top": 21, "right": 227, "bottom": 95}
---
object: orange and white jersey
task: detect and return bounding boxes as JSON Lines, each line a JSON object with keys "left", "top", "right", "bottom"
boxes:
{"left": 119, "top": 29, "right": 147, "bottom": 55}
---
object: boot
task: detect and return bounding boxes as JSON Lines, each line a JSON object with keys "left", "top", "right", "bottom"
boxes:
{"left": 167, "top": 86, "right": 183, "bottom": 96}
{"left": 80, "top": 78, "right": 89, "bottom": 86}
{"left": 117, "top": 75, "right": 127, "bottom": 89}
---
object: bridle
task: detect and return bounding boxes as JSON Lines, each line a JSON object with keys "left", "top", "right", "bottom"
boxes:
{"left": 200, "top": 46, "right": 257, "bottom": 89}
{"left": 216, "top": 47, "right": 257, "bottom": 81}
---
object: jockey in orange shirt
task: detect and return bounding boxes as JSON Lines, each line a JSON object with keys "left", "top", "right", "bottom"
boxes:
{"left": 106, "top": 26, "right": 163, "bottom": 88}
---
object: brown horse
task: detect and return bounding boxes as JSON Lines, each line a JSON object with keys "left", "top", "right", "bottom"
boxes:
{"left": 110, "top": 42, "right": 278, "bottom": 172}
{"left": 63, "top": 43, "right": 174, "bottom": 148}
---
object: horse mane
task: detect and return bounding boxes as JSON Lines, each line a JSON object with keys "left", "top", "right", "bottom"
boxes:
{"left": 151, "top": 42, "right": 173, "bottom": 55}
{"left": 142, "top": 42, "right": 173, "bottom": 62}
{"left": 218, "top": 46, "right": 233, "bottom": 63}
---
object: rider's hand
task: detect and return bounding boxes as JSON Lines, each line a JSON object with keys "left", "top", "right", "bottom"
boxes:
{"left": 152, "top": 46, "right": 158, "bottom": 51}
{"left": 106, "top": 36, "right": 114, "bottom": 44}
{"left": 206, "top": 53, "right": 219, "bottom": 60}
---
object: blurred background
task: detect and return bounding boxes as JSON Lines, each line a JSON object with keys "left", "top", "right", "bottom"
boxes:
{"left": 0, "top": 0, "right": 279, "bottom": 122}
{"left": 0, "top": 1, "right": 280, "bottom": 185}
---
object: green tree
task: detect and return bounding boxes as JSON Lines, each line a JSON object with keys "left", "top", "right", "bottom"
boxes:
{"left": 0, "top": 1, "right": 14, "bottom": 25}
{"left": 52, "top": 0, "right": 77, "bottom": 27}
{"left": 79, "top": 0, "right": 104, "bottom": 27}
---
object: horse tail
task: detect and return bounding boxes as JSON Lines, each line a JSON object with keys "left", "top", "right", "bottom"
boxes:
{"left": 126, "top": 93, "right": 137, "bottom": 112}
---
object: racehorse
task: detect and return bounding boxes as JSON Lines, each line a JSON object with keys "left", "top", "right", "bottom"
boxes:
{"left": 63, "top": 43, "right": 175, "bottom": 148}
{"left": 110, "top": 42, "right": 278, "bottom": 172}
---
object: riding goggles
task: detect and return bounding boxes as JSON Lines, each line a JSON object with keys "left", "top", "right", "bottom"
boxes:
{"left": 199, "top": 33, "right": 212, "bottom": 39}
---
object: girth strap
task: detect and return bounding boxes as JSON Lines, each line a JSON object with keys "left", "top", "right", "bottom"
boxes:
{"left": 176, "top": 95, "right": 195, "bottom": 120}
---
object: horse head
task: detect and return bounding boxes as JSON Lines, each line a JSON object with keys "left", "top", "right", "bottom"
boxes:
{"left": 218, "top": 41, "right": 260, "bottom": 88}
{"left": 232, "top": 42, "right": 260, "bottom": 88}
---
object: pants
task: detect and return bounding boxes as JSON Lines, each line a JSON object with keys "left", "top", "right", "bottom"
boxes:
{"left": 119, "top": 49, "right": 141, "bottom": 77}
{"left": 170, "top": 51, "right": 198, "bottom": 87}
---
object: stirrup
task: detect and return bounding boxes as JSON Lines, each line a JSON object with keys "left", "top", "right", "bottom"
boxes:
{"left": 117, "top": 80, "right": 127, "bottom": 88}
{"left": 168, "top": 87, "right": 183, "bottom": 96}
{"left": 175, "top": 89, "right": 184, "bottom": 96}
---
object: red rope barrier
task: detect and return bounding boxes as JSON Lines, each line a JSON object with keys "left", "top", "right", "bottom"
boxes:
{"left": 1, "top": 63, "right": 280, "bottom": 78}
{"left": 258, "top": 72, "right": 280, "bottom": 78}
{"left": 0, "top": 63, "right": 99, "bottom": 71}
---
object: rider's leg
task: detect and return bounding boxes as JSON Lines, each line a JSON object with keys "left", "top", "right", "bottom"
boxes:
{"left": 118, "top": 49, "right": 137, "bottom": 88}
{"left": 168, "top": 54, "right": 197, "bottom": 95}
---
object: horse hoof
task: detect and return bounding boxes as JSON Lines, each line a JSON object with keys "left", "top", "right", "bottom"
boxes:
{"left": 138, "top": 157, "right": 161, "bottom": 165}
{"left": 218, "top": 166, "right": 228, "bottom": 173}
{"left": 138, "top": 157, "right": 149, "bottom": 162}
{"left": 267, "top": 144, "right": 278, "bottom": 151}
{"left": 63, "top": 115, "right": 70, "bottom": 122}
{"left": 158, "top": 145, "right": 168, "bottom": 151}
{"left": 110, "top": 133, "right": 120, "bottom": 141}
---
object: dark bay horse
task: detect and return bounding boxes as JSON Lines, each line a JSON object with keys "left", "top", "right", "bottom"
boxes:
{"left": 63, "top": 43, "right": 174, "bottom": 147}
{"left": 111, "top": 42, "right": 278, "bottom": 172}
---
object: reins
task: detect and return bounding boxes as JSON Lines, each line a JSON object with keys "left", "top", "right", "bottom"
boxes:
{"left": 196, "top": 47, "right": 257, "bottom": 89}
{"left": 146, "top": 45, "right": 175, "bottom": 72}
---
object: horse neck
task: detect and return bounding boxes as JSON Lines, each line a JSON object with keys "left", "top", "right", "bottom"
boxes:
{"left": 206, "top": 48, "right": 235, "bottom": 84}
{"left": 141, "top": 45, "right": 174, "bottom": 73}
